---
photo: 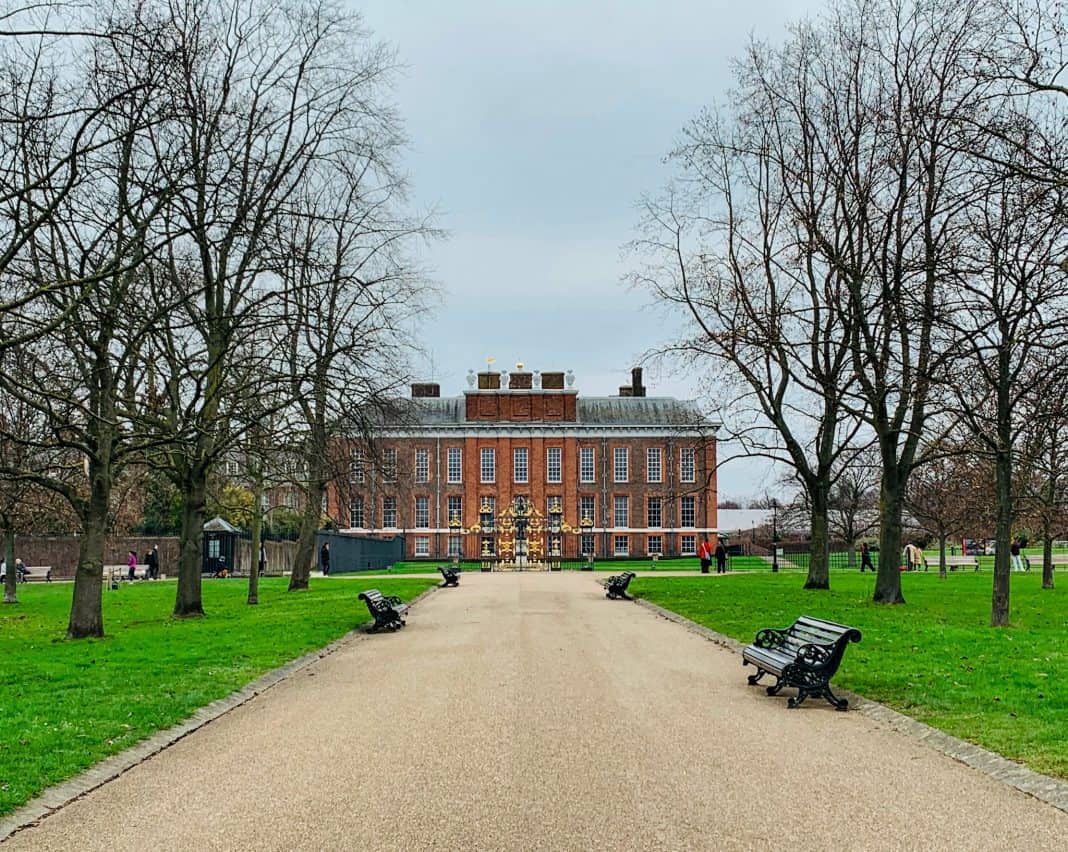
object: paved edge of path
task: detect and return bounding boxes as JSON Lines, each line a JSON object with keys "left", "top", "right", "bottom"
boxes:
{"left": 633, "top": 595, "right": 1068, "bottom": 814}
{"left": 0, "top": 585, "right": 441, "bottom": 844}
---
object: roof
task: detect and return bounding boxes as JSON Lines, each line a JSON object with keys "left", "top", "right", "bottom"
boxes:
{"left": 203, "top": 516, "right": 240, "bottom": 533}
{"left": 365, "top": 396, "right": 711, "bottom": 429}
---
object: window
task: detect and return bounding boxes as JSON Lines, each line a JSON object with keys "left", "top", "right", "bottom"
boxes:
{"left": 448, "top": 536, "right": 462, "bottom": 556}
{"left": 415, "top": 448, "right": 429, "bottom": 483}
{"left": 481, "top": 448, "right": 495, "bottom": 483}
{"left": 581, "top": 534, "right": 596, "bottom": 556}
{"left": 680, "top": 447, "right": 695, "bottom": 483}
{"left": 415, "top": 496, "right": 430, "bottom": 528}
{"left": 226, "top": 459, "right": 240, "bottom": 477}
{"left": 349, "top": 497, "right": 364, "bottom": 528}
{"left": 579, "top": 447, "right": 595, "bottom": 483}
{"left": 648, "top": 535, "right": 662, "bottom": 555}
{"left": 382, "top": 497, "right": 397, "bottom": 528}
{"left": 614, "top": 535, "right": 629, "bottom": 556}
{"left": 350, "top": 449, "right": 365, "bottom": 484}
{"left": 681, "top": 534, "right": 696, "bottom": 555}
{"left": 580, "top": 495, "right": 596, "bottom": 526}
{"left": 547, "top": 495, "right": 563, "bottom": 515}
{"left": 383, "top": 448, "right": 397, "bottom": 482}
{"left": 614, "top": 495, "right": 629, "bottom": 528}
{"left": 285, "top": 490, "right": 297, "bottom": 509}
{"left": 447, "top": 447, "right": 462, "bottom": 483}
{"left": 447, "top": 495, "right": 462, "bottom": 526}
{"left": 613, "top": 447, "right": 629, "bottom": 483}
{"left": 680, "top": 496, "right": 696, "bottom": 528}
{"left": 415, "top": 536, "right": 430, "bottom": 557}
{"left": 647, "top": 447, "right": 662, "bottom": 483}
{"left": 546, "top": 447, "right": 562, "bottom": 483}
{"left": 513, "top": 447, "right": 528, "bottom": 483}
{"left": 647, "top": 497, "right": 662, "bottom": 528}
{"left": 479, "top": 496, "right": 496, "bottom": 531}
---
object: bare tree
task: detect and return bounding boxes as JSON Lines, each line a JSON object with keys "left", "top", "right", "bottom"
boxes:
{"left": 272, "top": 151, "right": 436, "bottom": 592}
{"left": 630, "top": 34, "right": 865, "bottom": 590}
{"left": 137, "top": 0, "right": 405, "bottom": 617}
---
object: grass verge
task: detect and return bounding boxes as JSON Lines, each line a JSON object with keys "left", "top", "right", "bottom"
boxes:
{"left": 0, "top": 576, "right": 436, "bottom": 817}
{"left": 634, "top": 571, "right": 1068, "bottom": 779}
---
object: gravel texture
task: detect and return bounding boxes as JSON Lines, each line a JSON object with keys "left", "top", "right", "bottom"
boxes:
{"left": 5, "top": 572, "right": 1066, "bottom": 851}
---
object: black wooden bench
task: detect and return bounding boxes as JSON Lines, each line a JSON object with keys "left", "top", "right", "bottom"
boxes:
{"left": 742, "top": 615, "right": 861, "bottom": 710}
{"left": 359, "top": 589, "right": 409, "bottom": 632}
{"left": 438, "top": 565, "right": 460, "bottom": 587}
{"left": 605, "top": 571, "right": 636, "bottom": 600}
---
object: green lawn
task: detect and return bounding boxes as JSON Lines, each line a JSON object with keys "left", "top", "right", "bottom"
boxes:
{"left": 634, "top": 571, "right": 1068, "bottom": 779}
{"left": 0, "top": 576, "right": 436, "bottom": 817}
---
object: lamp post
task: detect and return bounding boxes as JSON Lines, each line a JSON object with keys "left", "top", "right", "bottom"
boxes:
{"left": 771, "top": 501, "right": 779, "bottom": 573}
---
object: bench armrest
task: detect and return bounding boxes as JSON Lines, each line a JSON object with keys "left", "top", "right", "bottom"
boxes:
{"left": 384, "top": 595, "right": 405, "bottom": 607}
{"left": 795, "top": 642, "right": 834, "bottom": 668}
{"left": 752, "top": 628, "right": 788, "bottom": 649}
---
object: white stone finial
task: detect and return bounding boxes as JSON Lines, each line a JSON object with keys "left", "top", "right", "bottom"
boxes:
{"left": 533, "top": 370, "right": 541, "bottom": 389}
{"left": 466, "top": 369, "right": 476, "bottom": 388}
{"left": 565, "top": 369, "right": 575, "bottom": 388}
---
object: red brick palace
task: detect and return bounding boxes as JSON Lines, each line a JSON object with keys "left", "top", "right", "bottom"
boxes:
{"left": 327, "top": 366, "right": 719, "bottom": 561}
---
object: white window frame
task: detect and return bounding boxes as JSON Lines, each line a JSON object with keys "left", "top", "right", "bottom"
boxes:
{"left": 447, "top": 447, "right": 462, "bottom": 483}
{"left": 614, "top": 495, "right": 629, "bottom": 528}
{"left": 447, "top": 535, "right": 462, "bottom": 557}
{"left": 648, "top": 535, "right": 662, "bottom": 555}
{"left": 415, "top": 448, "right": 430, "bottom": 483}
{"left": 613, "top": 447, "right": 629, "bottom": 483}
{"left": 680, "top": 496, "right": 696, "bottom": 528}
{"left": 414, "top": 536, "right": 430, "bottom": 557}
{"left": 579, "top": 447, "right": 595, "bottom": 483}
{"left": 647, "top": 497, "right": 662, "bottom": 529}
{"left": 481, "top": 447, "right": 496, "bottom": 483}
{"left": 647, "top": 447, "right": 662, "bottom": 484}
{"left": 680, "top": 447, "right": 696, "bottom": 484}
{"left": 382, "top": 497, "right": 397, "bottom": 529}
{"left": 414, "top": 496, "right": 430, "bottom": 529}
{"left": 681, "top": 534, "right": 696, "bottom": 555}
{"left": 349, "top": 497, "right": 364, "bottom": 528}
{"left": 383, "top": 448, "right": 397, "bottom": 482}
{"left": 513, "top": 447, "right": 529, "bottom": 484}
{"left": 581, "top": 533, "right": 596, "bottom": 556}
{"left": 350, "top": 449, "right": 365, "bottom": 484}
{"left": 614, "top": 535, "right": 629, "bottom": 556}
{"left": 546, "top": 447, "right": 562, "bottom": 483}
{"left": 447, "top": 495, "right": 462, "bottom": 525}
{"left": 580, "top": 495, "right": 596, "bottom": 526}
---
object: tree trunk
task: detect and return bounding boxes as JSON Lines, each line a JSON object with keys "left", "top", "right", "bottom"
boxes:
{"left": 2, "top": 528, "right": 15, "bottom": 605}
{"left": 846, "top": 539, "right": 856, "bottom": 568}
{"left": 938, "top": 532, "right": 947, "bottom": 580}
{"left": 990, "top": 448, "right": 1012, "bottom": 627}
{"left": 248, "top": 486, "right": 262, "bottom": 606}
{"left": 804, "top": 484, "right": 830, "bottom": 590}
{"left": 67, "top": 476, "right": 110, "bottom": 638}
{"left": 173, "top": 470, "right": 206, "bottom": 618}
{"left": 1042, "top": 535, "right": 1054, "bottom": 590}
{"left": 288, "top": 481, "right": 323, "bottom": 591}
{"left": 874, "top": 473, "right": 906, "bottom": 604}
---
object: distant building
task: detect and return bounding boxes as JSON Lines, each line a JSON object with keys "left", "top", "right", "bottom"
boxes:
{"left": 326, "top": 366, "right": 720, "bottom": 560}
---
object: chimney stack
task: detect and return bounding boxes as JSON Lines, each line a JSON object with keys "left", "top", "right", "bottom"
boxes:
{"left": 631, "top": 367, "right": 645, "bottom": 397}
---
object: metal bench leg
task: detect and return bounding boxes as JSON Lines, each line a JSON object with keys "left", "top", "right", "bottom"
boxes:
{"left": 822, "top": 685, "right": 849, "bottom": 711}
{"left": 766, "top": 679, "right": 785, "bottom": 697}
{"left": 747, "top": 668, "right": 766, "bottom": 686}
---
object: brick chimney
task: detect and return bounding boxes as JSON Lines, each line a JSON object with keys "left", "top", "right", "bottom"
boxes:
{"left": 631, "top": 367, "right": 646, "bottom": 397}
{"left": 410, "top": 383, "right": 440, "bottom": 398}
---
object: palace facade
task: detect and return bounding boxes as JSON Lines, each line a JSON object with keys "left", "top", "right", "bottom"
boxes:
{"left": 327, "top": 366, "right": 720, "bottom": 561}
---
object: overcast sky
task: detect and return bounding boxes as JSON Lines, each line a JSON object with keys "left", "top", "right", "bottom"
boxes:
{"left": 354, "top": 0, "right": 824, "bottom": 500}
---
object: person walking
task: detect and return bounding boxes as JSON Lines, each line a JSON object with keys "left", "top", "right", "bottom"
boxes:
{"left": 1010, "top": 537, "right": 1025, "bottom": 572}
{"left": 320, "top": 541, "right": 331, "bottom": 576}
{"left": 860, "top": 541, "right": 875, "bottom": 572}
{"left": 126, "top": 550, "right": 138, "bottom": 581}
{"left": 144, "top": 545, "right": 159, "bottom": 580}
{"left": 698, "top": 537, "right": 712, "bottom": 574}
{"left": 714, "top": 539, "right": 728, "bottom": 574}
{"left": 259, "top": 542, "right": 267, "bottom": 577}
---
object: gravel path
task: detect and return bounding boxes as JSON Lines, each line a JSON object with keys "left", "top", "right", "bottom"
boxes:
{"left": 7, "top": 572, "right": 1066, "bottom": 851}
